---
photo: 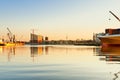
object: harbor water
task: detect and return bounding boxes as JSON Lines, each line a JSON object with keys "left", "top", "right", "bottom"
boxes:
{"left": 0, "top": 45, "right": 120, "bottom": 80}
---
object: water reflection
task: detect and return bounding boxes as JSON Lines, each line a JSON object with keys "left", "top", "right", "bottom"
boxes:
{"left": 0, "top": 45, "right": 120, "bottom": 80}
{"left": 0, "top": 46, "right": 16, "bottom": 62}
{"left": 8, "top": 47, "right": 16, "bottom": 62}
{"left": 0, "top": 45, "right": 96, "bottom": 63}
{"left": 96, "top": 46, "right": 120, "bottom": 62}
{"left": 30, "top": 47, "right": 43, "bottom": 57}
{"left": 2, "top": 45, "right": 120, "bottom": 63}
{"left": 95, "top": 46, "right": 120, "bottom": 80}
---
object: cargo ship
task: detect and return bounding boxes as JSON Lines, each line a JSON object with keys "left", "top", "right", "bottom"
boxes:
{"left": 0, "top": 42, "right": 24, "bottom": 46}
{"left": 98, "top": 28, "right": 120, "bottom": 46}
{"left": 0, "top": 38, "right": 24, "bottom": 46}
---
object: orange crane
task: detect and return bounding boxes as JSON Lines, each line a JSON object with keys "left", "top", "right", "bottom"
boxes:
{"left": 109, "top": 11, "right": 120, "bottom": 22}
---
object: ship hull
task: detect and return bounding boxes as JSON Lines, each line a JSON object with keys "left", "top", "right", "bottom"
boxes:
{"left": 99, "top": 35, "right": 120, "bottom": 46}
{"left": 5, "top": 42, "right": 24, "bottom": 46}
{"left": 0, "top": 43, "right": 5, "bottom": 46}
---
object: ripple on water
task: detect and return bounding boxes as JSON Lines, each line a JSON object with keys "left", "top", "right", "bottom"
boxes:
{"left": 0, "top": 63, "right": 111, "bottom": 80}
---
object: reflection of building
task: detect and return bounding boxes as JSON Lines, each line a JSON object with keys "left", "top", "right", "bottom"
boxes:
{"left": 30, "top": 33, "right": 43, "bottom": 44}
{"left": 30, "top": 46, "right": 49, "bottom": 57}
{"left": 38, "top": 47, "right": 43, "bottom": 55}
{"left": 30, "top": 47, "right": 43, "bottom": 57}
{"left": 45, "top": 46, "right": 48, "bottom": 55}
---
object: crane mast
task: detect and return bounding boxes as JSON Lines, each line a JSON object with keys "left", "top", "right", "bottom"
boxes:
{"left": 7, "top": 27, "right": 12, "bottom": 42}
{"left": 109, "top": 11, "right": 120, "bottom": 22}
{"left": 7, "top": 27, "right": 15, "bottom": 42}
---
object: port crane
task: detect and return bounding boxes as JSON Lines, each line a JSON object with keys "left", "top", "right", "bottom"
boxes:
{"left": 7, "top": 27, "right": 15, "bottom": 42}
{"left": 109, "top": 11, "right": 120, "bottom": 22}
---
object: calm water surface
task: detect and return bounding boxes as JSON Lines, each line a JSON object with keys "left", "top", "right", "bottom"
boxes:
{"left": 0, "top": 45, "right": 120, "bottom": 80}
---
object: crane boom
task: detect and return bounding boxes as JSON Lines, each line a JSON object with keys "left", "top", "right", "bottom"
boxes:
{"left": 7, "top": 27, "right": 12, "bottom": 35}
{"left": 109, "top": 11, "right": 120, "bottom": 22}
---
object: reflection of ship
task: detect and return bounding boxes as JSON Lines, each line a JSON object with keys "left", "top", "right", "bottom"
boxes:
{"left": 98, "top": 11, "right": 120, "bottom": 46}
{"left": 98, "top": 46, "right": 120, "bottom": 62}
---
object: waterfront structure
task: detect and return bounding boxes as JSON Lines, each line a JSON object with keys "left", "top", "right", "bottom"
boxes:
{"left": 30, "top": 33, "right": 43, "bottom": 44}
{"left": 31, "top": 47, "right": 43, "bottom": 57}
{"left": 0, "top": 28, "right": 25, "bottom": 46}
{"left": 45, "top": 37, "right": 48, "bottom": 41}
{"left": 44, "top": 36, "right": 49, "bottom": 44}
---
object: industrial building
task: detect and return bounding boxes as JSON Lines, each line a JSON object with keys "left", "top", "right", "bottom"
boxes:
{"left": 30, "top": 33, "right": 43, "bottom": 44}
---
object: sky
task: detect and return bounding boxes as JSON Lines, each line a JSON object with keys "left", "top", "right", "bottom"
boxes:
{"left": 0, "top": 0, "right": 120, "bottom": 41}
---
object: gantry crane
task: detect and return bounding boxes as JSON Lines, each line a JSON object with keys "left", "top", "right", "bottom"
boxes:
{"left": 109, "top": 11, "right": 120, "bottom": 22}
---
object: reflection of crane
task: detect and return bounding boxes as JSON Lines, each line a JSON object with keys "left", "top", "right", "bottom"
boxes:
{"left": 109, "top": 11, "right": 120, "bottom": 22}
{"left": 7, "top": 27, "right": 15, "bottom": 42}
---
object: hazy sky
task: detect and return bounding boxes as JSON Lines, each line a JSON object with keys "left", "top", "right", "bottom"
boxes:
{"left": 0, "top": 0, "right": 120, "bottom": 41}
